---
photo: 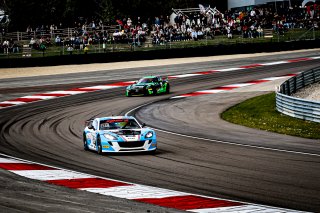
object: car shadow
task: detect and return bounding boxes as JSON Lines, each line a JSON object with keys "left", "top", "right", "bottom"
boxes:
{"left": 84, "top": 149, "right": 162, "bottom": 156}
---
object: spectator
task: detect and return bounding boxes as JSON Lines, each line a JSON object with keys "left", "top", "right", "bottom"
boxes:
{"left": 55, "top": 35, "right": 61, "bottom": 46}
{"left": 127, "top": 18, "right": 132, "bottom": 27}
{"left": 3, "top": 39, "right": 9, "bottom": 54}
{"left": 227, "top": 26, "right": 232, "bottom": 39}
{"left": 102, "top": 41, "right": 106, "bottom": 52}
{"left": 50, "top": 24, "right": 55, "bottom": 37}
{"left": 29, "top": 38, "right": 35, "bottom": 48}
{"left": 40, "top": 43, "right": 46, "bottom": 55}
{"left": 84, "top": 45, "right": 89, "bottom": 54}
{"left": 88, "top": 36, "right": 93, "bottom": 45}
{"left": 12, "top": 41, "right": 19, "bottom": 53}
{"left": 91, "top": 21, "right": 96, "bottom": 30}
{"left": 45, "top": 37, "right": 52, "bottom": 46}
{"left": 250, "top": 9, "right": 256, "bottom": 17}
{"left": 9, "top": 39, "right": 14, "bottom": 53}
{"left": 257, "top": 25, "right": 263, "bottom": 37}
{"left": 197, "top": 29, "right": 204, "bottom": 39}
{"left": 67, "top": 45, "right": 74, "bottom": 55}
{"left": 137, "top": 17, "right": 141, "bottom": 27}
{"left": 191, "top": 29, "right": 198, "bottom": 40}
{"left": 155, "top": 16, "right": 160, "bottom": 26}
{"left": 26, "top": 25, "right": 32, "bottom": 37}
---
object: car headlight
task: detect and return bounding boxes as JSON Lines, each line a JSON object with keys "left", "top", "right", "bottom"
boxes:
{"left": 104, "top": 133, "right": 117, "bottom": 140}
{"left": 146, "top": 131, "right": 153, "bottom": 138}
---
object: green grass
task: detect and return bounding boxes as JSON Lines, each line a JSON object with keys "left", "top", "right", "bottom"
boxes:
{"left": 221, "top": 93, "right": 320, "bottom": 139}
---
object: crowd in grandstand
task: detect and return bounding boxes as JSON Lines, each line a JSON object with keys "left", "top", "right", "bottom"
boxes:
{"left": 1, "top": 3, "right": 320, "bottom": 54}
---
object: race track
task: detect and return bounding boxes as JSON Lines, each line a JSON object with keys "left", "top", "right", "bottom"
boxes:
{"left": 0, "top": 51, "right": 320, "bottom": 212}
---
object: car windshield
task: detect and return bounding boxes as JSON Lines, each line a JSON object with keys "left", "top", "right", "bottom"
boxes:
{"left": 100, "top": 119, "right": 140, "bottom": 130}
{"left": 137, "top": 77, "right": 154, "bottom": 84}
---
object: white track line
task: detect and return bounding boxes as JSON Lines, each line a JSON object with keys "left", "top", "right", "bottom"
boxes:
{"left": 125, "top": 100, "right": 320, "bottom": 157}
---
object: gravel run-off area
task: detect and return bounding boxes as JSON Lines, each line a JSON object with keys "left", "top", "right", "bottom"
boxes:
{"left": 292, "top": 82, "right": 320, "bottom": 102}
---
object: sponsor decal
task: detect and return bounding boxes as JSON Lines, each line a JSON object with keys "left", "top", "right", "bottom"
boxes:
{"left": 104, "top": 119, "right": 129, "bottom": 123}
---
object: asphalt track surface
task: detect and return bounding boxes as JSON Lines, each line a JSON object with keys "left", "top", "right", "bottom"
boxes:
{"left": 0, "top": 51, "right": 320, "bottom": 212}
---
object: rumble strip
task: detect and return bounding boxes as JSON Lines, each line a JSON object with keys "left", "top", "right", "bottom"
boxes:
{"left": 0, "top": 154, "right": 304, "bottom": 212}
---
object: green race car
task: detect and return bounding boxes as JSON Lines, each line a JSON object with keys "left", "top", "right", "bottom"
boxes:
{"left": 126, "top": 76, "right": 170, "bottom": 96}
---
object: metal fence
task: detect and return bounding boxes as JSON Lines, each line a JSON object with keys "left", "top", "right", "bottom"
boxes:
{"left": 0, "top": 25, "right": 118, "bottom": 42}
{"left": 276, "top": 67, "right": 320, "bottom": 123}
{"left": 1, "top": 26, "right": 320, "bottom": 59}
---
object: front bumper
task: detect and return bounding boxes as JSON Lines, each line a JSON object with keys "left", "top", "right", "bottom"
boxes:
{"left": 126, "top": 88, "right": 153, "bottom": 96}
{"left": 101, "top": 140, "right": 157, "bottom": 152}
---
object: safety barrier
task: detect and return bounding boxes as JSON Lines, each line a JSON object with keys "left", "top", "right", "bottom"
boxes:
{"left": 276, "top": 67, "right": 320, "bottom": 123}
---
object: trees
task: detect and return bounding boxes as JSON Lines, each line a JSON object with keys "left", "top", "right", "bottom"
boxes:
{"left": 4, "top": 0, "right": 116, "bottom": 30}
{"left": 5, "top": 0, "right": 66, "bottom": 30}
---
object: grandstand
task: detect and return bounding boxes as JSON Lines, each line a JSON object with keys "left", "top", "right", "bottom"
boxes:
{"left": 0, "top": 1, "right": 319, "bottom": 58}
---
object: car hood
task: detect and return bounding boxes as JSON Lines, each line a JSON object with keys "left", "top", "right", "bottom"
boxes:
{"left": 100, "top": 129, "right": 141, "bottom": 135}
{"left": 100, "top": 128, "right": 153, "bottom": 136}
{"left": 130, "top": 83, "right": 151, "bottom": 88}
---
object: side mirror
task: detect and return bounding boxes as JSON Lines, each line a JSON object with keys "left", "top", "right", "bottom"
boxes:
{"left": 134, "top": 81, "right": 137, "bottom": 84}
{"left": 88, "top": 125, "right": 95, "bottom": 130}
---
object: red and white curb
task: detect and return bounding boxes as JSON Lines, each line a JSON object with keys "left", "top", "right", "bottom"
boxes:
{"left": 0, "top": 56, "right": 319, "bottom": 109}
{"left": 171, "top": 74, "right": 298, "bottom": 99}
{"left": 0, "top": 154, "right": 305, "bottom": 212}
{"left": 0, "top": 82, "right": 135, "bottom": 108}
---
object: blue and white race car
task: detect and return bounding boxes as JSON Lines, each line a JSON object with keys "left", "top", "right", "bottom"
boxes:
{"left": 83, "top": 116, "right": 157, "bottom": 154}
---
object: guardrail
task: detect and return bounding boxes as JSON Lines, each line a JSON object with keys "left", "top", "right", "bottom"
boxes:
{"left": 276, "top": 67, "right": 320, "bottom": 123}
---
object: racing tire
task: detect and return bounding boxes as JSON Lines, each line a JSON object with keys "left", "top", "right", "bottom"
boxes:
{"left": 143, "top": 87, "right": 149, "bottom": 96}
{"left": 97, "top": 137, "right": 103, "bottom": 155}
{"left": 83, "top": 133, "right": 89, "bottom": 151}
{"left": 127, "top": 91, "right": 132, "bottom": 97}
{"left": 152, "top": 87, "right": 158, "bottom": 96}
{"left": 165, "top": 84, "right": 170, "bottom": 94}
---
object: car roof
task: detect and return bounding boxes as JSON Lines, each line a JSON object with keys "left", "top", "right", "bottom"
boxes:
{"left": 98, "top": 116, "right": 134, "bottom": 121}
